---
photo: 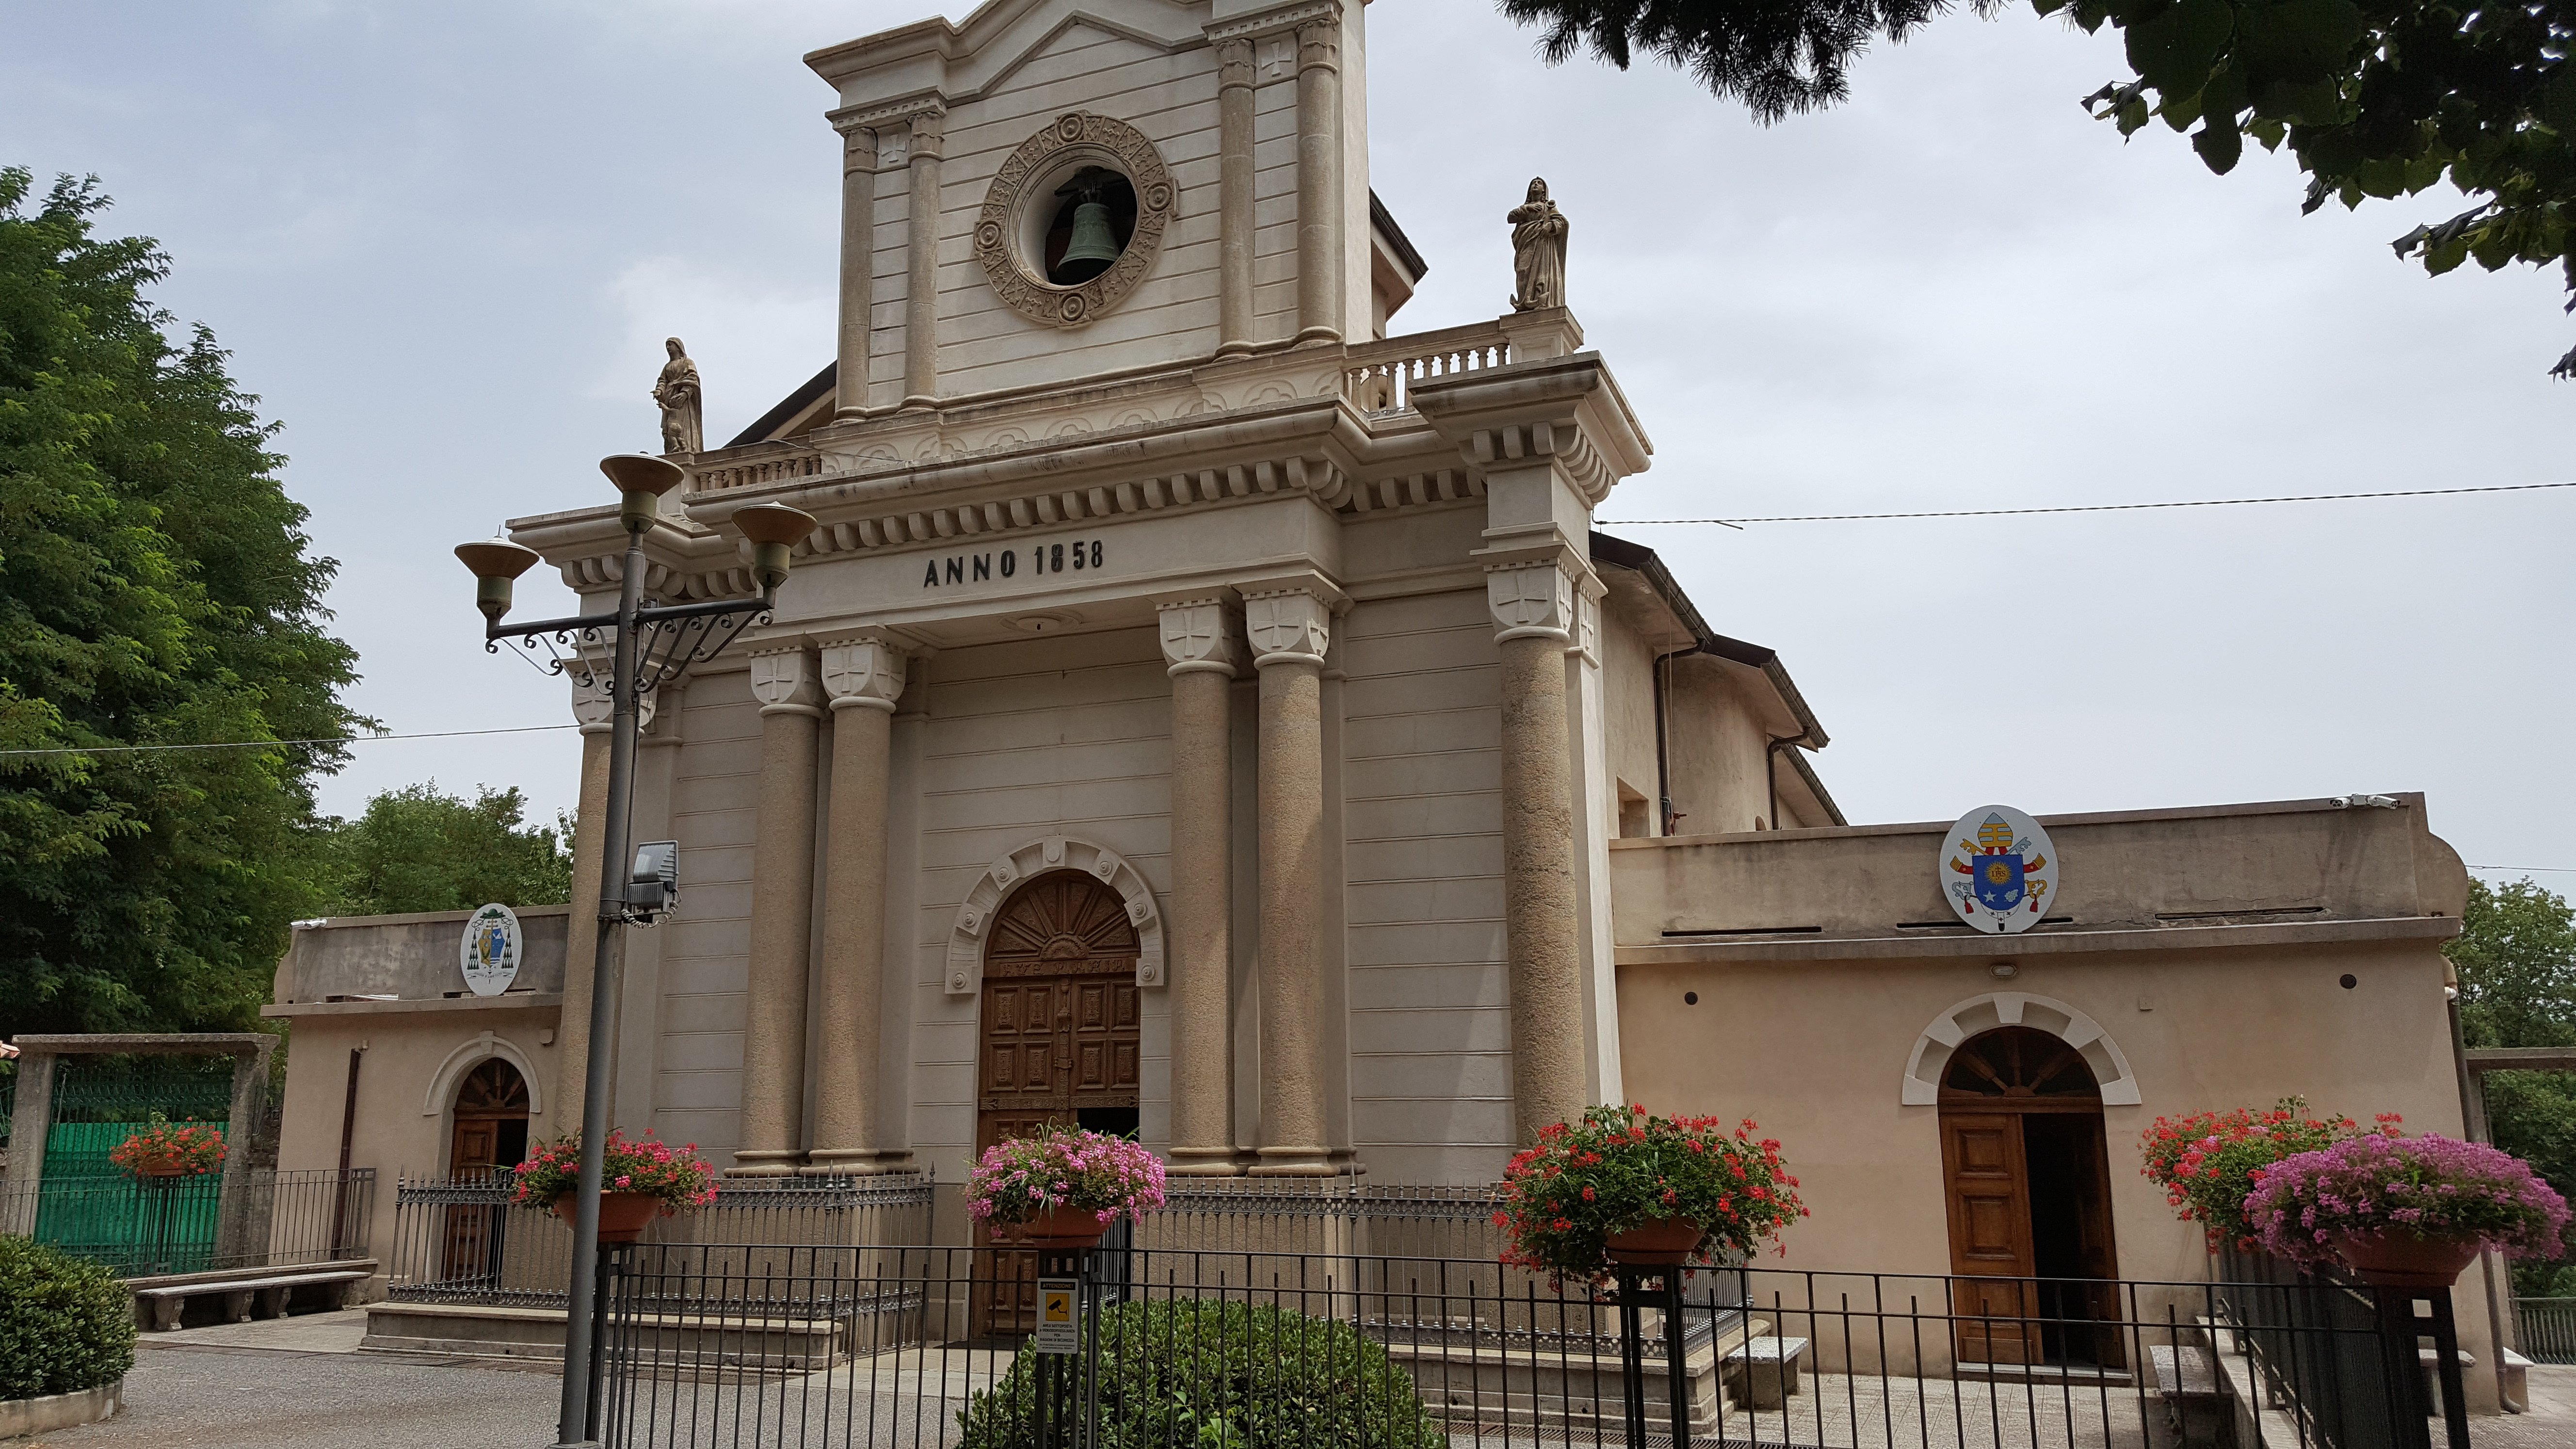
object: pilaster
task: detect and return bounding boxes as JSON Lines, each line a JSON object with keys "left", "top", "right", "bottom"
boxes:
{"left": 900, "top": 108, "right": 947, "bottom": 413}
{"left": 735, "top": 645, "right": 823, "bottom": 1176}
{"left": 834, "top": 121, "right": 879, "bottom": 420}
{"left": 1213, "top": 40, "right": 1257, "bottom": 358}
{"left": 1158, "top": 596, "right": 1242, "bottom": 1175}
{"left": 1485, "top": 561, "right": 1589, "bottom": 1144}
{"left": 808, "top": 636, "right": 908, "bottom": 1174}
{"left": 1292, "top": 16, "right": 1344, "bottom": 346}
{"left": 1241, "top": 580, "right": 1336, "bottom": 1175}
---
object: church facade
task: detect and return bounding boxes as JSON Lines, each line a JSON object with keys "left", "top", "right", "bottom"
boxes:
{"left": 265, "top": 0, "right": 2500, "bottom": 1398}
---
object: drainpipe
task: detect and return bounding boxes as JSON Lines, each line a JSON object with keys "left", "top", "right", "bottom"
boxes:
{"left": 1652, "top": 645, "right": 1694, "bottom": 835}
{"left": 1764, "top": 735, "right": 1801, "bottom": 831}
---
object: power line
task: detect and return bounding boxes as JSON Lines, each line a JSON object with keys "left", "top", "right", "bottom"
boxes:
{"left": 0, "top": 724, "right": 580, "bottom": 760}
{"left": 2470, "top": 865, "right": 2576, "bottom": 874}
{"left": 1599, "top": 480, "right": 2576, "bottom": 528}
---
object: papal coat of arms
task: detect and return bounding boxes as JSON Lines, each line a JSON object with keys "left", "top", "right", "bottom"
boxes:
{"left": 458, "top": 902, "right": 522, "bottom": 997}
{"left": 1940, "top": 805, "right": 2060, "bottom": 935}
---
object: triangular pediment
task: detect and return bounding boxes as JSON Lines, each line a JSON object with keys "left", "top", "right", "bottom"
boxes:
{"left": 809, "top": 0, "right": 1207, "bottom": 101}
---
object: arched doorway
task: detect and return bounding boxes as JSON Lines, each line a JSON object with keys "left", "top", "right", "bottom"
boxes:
{"left": 1937, "top": 1026, "right": 2123, "bottom": 1369}
{"left": 443, "top": 1058, "right": 530, "bottom": 1286}
{"left": 973, "top": 870, "right": 1142, "bottom": 1334}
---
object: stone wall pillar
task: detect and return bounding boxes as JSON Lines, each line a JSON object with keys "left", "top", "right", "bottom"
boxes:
{"left": 556, "top": 672, "right": 617, "bottom": 1129}
{"left": 833, "top": 122, "right": 877, "bottom": 420}
{"left": 1158, "top": 597, "right": 1240, "bottom": 1175}
{"left": 0, "top": 1050, "right": 55, "bottom": 1233}
{"left": 1244, "top": 587, "right": 1334, "bottom": 1175}
{"left": 1488, "top": 561, "right": 1589, "bottom": 1143}
{"left": 733, "top": 647, "right": 822, "bottom": 1176}
{"left": 1292, "top": 20, "right": 1343, "bottom": 346}
{"left": 806, "top": 637, "right": 906, "bottom": 1176}
{"left": 1214, "top": 39, "right": 1256, "bottom": 358}
{"left": 900, "top": 110, "right": 946, "bottom": 412}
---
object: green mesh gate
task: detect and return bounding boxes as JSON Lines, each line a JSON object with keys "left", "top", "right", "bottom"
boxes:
{"left": 31, "top": 1059, "right": 237, "bottom": 1275}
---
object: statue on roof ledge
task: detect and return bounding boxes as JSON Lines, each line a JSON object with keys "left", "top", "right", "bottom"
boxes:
{"left": 653, "top": 336, "right": 703, "bottom": 456}
{"left": 1508, "top": 177, "right": 1567, "bottom": 313}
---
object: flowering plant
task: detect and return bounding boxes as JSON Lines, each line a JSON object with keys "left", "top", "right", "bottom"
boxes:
{"left": 1496, "top": 1104, "right": 1806, "bottom": 1286}
{"left": 2246, "top": 1133, "right": 2572, "bottom": 1268}
{"left": 966, "top": 1126, "right": 1165, "bottom": 1231}
{"left": 108, "top": 1114, "right": 226, "bottom": 1179}
{"left": 2139, "top": 1099, "right": 2394, "bottom": 1250}
{"left": 510, "top": 1130, "right": 717, "bottom": 1215}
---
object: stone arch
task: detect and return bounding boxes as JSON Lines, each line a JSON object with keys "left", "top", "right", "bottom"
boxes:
{"left": 945, "top": 835, "right": 1162, "bottom": 997}
{"left": 421, "top": 1030, "right": 547, "bottom": 1120}
{"left": 1900, "top": 992, "right": 2140, "bottom": 1107}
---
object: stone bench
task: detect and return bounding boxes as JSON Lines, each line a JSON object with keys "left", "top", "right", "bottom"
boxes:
{"left": 1721, "top": 1335, "right": 1807, "bottom": 1409}
{"left": 132, "top": 1265, "right": 373, "bottom": 1332}
{"left": 2500, "top": 1347, "right": 2532, "bottom": 1414}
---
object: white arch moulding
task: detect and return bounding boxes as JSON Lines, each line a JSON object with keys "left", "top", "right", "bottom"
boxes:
{"left": 420, "top": 1030, "right": 548, "bottom": 1120}
{"left": 944, "top": 835, "right": 1165, "bottom": 998}
{"left": 1900, "top": 992, "right": 2141, "bottom": 1108}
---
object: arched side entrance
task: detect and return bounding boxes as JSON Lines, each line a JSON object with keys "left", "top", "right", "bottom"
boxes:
{"left": 974, "top": 869, "right": 1142, "bottom": 1335}
{"left": 442, "top": 1057, "right": 530, "bottom": 1286}
{"left": 1936, "top": 1026, "right": 2124, "bottom": 1370}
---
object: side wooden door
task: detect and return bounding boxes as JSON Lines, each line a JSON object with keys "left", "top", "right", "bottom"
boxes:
{"left": 1940, "top": 1111, "right": 2043, "bottom": 1365}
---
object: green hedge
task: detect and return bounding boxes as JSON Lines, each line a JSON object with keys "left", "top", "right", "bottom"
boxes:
{"left": 0, "top": 1236, "right": 137, "bottom": 1400}
{"left": 958, "top": 1298, "right": 1443, "bottom": 1449}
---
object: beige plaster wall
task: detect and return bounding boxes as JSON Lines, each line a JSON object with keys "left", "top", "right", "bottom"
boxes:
{"left": 1662, "top": 656, "right": 1772, "bottom": 837}
{"left": 1615, "top": 941, "right": 2498, "bottom": 1400}
{"left": 1339, "top": 585, "right": 1515, "bottom": 1183}
{"left": 653, "top": 665, "right": 763, "bottom": 1160}
{"left": 1595, "top": 604, "right": 1664, "bottom": 837}
{"left": 905, "top": 625, "right": 1178, "bottom": 1181}
{"left": 273, "top": 1007, "right": 561, "bottom": 1297}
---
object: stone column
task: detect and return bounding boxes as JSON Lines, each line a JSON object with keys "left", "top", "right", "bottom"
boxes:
{"left": 733, "top": 646, "right": 822, "bottom": 1176}
{"left": 1158, "top": 597, "right": 1240, "bottom": 1175}
{"left": 1292, "top": 20, "right": 1343, "bottom": 346}
{"left": 1243, "top": 588, "right": 1333, "bottom": 1175}
{"left": 555, "top": 672, "right": 616, "bottom": 1129}
{"left": 806, "top": 637, "right": 906, "bottom": 1176}
{"left": 1214, "top": 38, "right": 1256, "bottom": 358}
{"left": 833, "top": 122, "right": 878, "bottom": 420}
{"left": 0, "top": 1050, "right": 55, "bottom": 1234}
{"left": 899, "top": 110, "right": 946, "bottom": 412}
{"left": 1488, "top": 561, "right": 1589, "bottom": 1144}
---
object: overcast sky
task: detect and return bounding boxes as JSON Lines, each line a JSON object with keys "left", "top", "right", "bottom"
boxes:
{"left": 4, "top": 1, "right": 2568, "bottom": 884}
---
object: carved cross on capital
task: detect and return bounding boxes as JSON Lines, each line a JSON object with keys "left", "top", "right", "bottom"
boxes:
{"left": 1486, "top": 562, "right": 1575, "bottom": 644}
{"left": 1243, "top": 590, "right": 1331, "bottom": 666}
{"left": 819, "top": 637, "right": 907, "bottom": 712}
{"left": 748, "top": 646, "right": 823, "bottom": 717}
{"left": 1157, "top": 599, "right": 1239, "bottom": 677}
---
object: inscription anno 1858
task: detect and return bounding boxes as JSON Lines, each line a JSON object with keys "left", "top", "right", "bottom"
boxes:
{"left": 922, "top": 538, "right": 1106, "bottom": 588}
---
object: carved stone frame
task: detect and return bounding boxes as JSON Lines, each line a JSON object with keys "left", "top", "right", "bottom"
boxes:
{"left": 974, "top": 112, "right": 1177, "bottom": 329}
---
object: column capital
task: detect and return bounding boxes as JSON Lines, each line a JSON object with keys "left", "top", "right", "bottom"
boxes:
{"left": 748, "top": 645, "right": 823, "bottom": 718}
{"left": 819, "top": 635, "right": 907, "bottom": 712}
{"left": 570, "top": 671, "right": 655, "bottom": 735}
{"left": 835, "top": 124, "right": 878, "bottom": 173}
{"left": 1241, "top": 588, "right": 1332, "bottom": 668}
{"left": 1156, "top": 596, "right": 1240, "bottom": 677}
{"left": 1295, "top": 18, "right": 1340, "bottom": 70}
{"left": 1215, "top": 37, "right": 1255, "bottom": 89}
{"left": 907, "top": 110, "right": 946, "bottom": 161}
{"left": 1486, "top": 559, "right": 1575, "bottom": 645}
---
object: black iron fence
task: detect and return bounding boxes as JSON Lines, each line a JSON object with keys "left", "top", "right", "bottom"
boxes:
{"left": 0, "top": 1167, "right": 374, "bottom": 1278}
{"left": 586, "top": 1244, "right": 2434, "bottom": 1449}
{"left": 386, "top": 1171, "right": 935, "bottom": 1310}
{"left": 2515, "top": 1296, "right": 2576, "bottom": 1363}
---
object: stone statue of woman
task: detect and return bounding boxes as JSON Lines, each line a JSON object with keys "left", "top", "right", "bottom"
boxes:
{"left": 653, "top": 337, "right": 703, "bottom": 456}
{"left": 1508, "top": 178, "right": 1568, "bottom": 312}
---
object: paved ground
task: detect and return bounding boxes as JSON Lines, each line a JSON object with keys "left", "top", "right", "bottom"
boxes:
{"left": 2474, "top": 1362, "right": 2576, "bottom": 1449}
{"left": 26, "top": 1314, "right": 558, "bottom": 1449}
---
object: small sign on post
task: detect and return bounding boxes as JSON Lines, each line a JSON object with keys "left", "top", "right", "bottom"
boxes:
{"left": 1033, "top": 1278, "right": 1079, "bottom": 1354}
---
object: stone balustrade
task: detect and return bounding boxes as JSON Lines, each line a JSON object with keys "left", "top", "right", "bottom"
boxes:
{"left": 1344, "top": 321, "right": 1513, "bottom": 412}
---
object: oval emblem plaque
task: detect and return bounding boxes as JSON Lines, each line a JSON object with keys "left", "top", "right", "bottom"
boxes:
{"left": 459, "top": 902, "right": 523, "bottom": 997}
{"left": 1938, "top": 805, "right": 2060, "bottom": 935}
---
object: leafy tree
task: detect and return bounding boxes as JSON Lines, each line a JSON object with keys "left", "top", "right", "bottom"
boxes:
{"left": 0, "top": 168, "right": 364, "bottom": 1036}
{"left": 319, "top": 782, "right": 572, "bottom": 917}
{"left": 2445, "top": 876, "right": 2576, "bottom": 1293}
{"left": 1497, "top": 0, "right": 2576, "bottom": 373}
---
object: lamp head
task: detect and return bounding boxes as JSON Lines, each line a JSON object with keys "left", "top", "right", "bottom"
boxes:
{"left": 455, "top": 538, "right": 543, "bottom": 623}
{"left": 600, "top": 453, "right": 688, "bottom": 532}
{"left": 730, "top": 502, "right": 817, "bottom": 592}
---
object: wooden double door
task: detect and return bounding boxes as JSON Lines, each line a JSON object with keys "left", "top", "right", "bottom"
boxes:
{"left": 973, "top": 871, "right": 1143, "bottom": 1336}
{"left": 443, "top": 1058, "right": 531, "bottom": 1283}
{"left": 1937, "top": 1027, "right": 2124, "bottom": 1369}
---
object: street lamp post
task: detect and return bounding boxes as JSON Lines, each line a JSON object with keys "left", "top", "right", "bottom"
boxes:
{"left": 457, "top": 454, "right": 814, "bottom": 1449}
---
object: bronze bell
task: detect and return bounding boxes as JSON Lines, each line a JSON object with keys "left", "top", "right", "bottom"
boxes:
{"left": 1057, "top": 200, "right": 1122, "bottom": 279}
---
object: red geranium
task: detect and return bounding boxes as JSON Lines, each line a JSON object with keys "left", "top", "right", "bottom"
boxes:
{"left": 109, "top": 1113, "right": 227, "bottom": 1180}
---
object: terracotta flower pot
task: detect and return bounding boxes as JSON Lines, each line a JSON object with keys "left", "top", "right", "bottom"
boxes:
{"left": 1017, "top": 1203, "right": 1110, "bottom": 1248}
{"left": 2334, "top": 1230, "right": 2481, "bottom": 1288}
{"left": 1604, "top": 1217, "right": 1706, "bottom": 1266}
{"left": 554, "top": 1191, "right": 664, "bottom": 1244}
